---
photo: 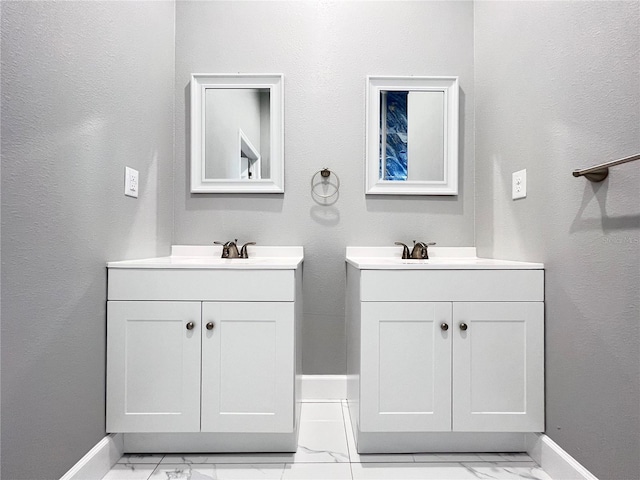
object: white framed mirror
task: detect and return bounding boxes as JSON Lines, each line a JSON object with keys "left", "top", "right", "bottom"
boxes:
{"left": 191, "top": 74, "right": 284, "bottom": 193}
{"left": 366, "top": 76, "right": 459, "bottom": 195}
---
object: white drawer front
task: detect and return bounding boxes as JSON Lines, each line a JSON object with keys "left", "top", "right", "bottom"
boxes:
{"left": 108, "top": 268, "right": 296, "bottom": 301}
{"left": 360, "top": 269, "right": 543, "bottom": 302}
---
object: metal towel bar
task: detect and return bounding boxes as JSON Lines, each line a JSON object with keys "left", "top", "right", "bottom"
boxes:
{"left": 573, "top": 153, "right": 640, "bottom": 182}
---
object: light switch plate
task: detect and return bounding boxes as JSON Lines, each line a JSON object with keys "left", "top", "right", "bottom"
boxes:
{"left": 125, "top": 167, "right": 139, "bottom": 198}
{"left": 512, "top": 169, "right": 527, "bottom": 199}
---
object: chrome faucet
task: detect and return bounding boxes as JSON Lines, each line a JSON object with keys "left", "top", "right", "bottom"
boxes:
{"left": 214, "top": 240, "right": 256, "bottom": 259}
{"left": 395, "top": 241, "right": 436, "bottom": 259}
{"left": 215, "top": 240, "right": 240, "bottom": 258}
{"left": 410, "top": 240, "right": 436, "bottom": 259}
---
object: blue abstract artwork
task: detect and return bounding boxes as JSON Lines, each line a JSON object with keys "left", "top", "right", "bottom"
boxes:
{"left": 380, "top": 91, "right": 408, "bottom": 181}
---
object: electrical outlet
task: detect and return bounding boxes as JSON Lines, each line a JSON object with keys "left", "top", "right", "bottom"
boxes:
{"left": 124, "top": 167, "right": 139, "bottom": 198}
{"left": 512, "top": 169, "right": 527, "bottom": 200}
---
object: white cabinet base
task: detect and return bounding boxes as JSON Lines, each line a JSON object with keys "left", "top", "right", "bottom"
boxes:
{"left": 123, "top": 430, "right": 298, "bottom": 453}
{"left": 353, "top": 430, "right": 528, "bottom": 454}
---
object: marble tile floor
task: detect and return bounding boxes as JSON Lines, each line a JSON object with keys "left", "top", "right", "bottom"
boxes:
{"left": 103, "top": 402, "right": 554, "bottom": 480}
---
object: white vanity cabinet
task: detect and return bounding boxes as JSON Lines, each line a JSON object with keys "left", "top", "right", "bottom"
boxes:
{"left": 346, "top": 247, "right": 544, "bottom": 453}
{"left": 106, "top": 246, "right": 303, "bottom": 453}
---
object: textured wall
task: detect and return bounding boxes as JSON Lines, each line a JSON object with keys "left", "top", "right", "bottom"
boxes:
{"left": 0, "top": 2, "right": 175, "bottom": 478}
{"left": 174, "top": 0, "right": 475, "bottom": 374}
{"left": 474, "top": 2, "right": 640, "bottom": 479}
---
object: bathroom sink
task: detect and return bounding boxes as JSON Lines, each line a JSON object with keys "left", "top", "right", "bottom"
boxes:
{"left": 107, "top": 245, "right": 304, "bottom": 270}
{"left": 369, "top": 257, "right": 519, "bottom": 266}
{"left": 346, "top": 246, "right": 543, "bottom": 270}
{"left": 167, "top": 257, "right": 268, "bottom": 266}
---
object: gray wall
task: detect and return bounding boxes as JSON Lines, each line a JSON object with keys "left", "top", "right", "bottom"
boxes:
{"left": 174, "top": 0, "right": 475, "bottom": 374}
{"left": 474, "top": 2, "right": 640, "bottom": 479}
{"left": 0, "top": 2, "right": 175, "bottom": 479}
{"left": 3, "top": 1, "right": 636, "bottom": 478}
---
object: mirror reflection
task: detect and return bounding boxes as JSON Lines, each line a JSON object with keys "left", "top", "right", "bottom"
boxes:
{"left": 379, "top": 90, "right": 444, "bottom": 182}
{"left": 205, "top": 88, "right": 271, "bottom": 180}
{"left": 366, "top": 76, "right": 458, "bottom": 195}
{"left": 190, "top": 74, "right": 283, "bottom": 194}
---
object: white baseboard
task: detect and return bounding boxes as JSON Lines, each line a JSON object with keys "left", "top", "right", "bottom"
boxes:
{"left": 301, "top": 374, "right": 346, "bottom": 402}
{"left": 526, "top": 433, "right": 598, "bottom": 480}
{"left": 60, "top": 433, "right": 124, "bottom": 480}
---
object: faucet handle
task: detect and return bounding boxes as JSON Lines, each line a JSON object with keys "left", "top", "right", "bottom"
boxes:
{"left": 214, "top": 239, "right": 238, "bottom": 246}
{"left": 394, "top": 242, "right": 410, "bottom": 259}
{"left": 412, "top": 240, "right": 436, "bottom": 246}
{"left": 240, "top": 242, "right": 256, "bottom": 259}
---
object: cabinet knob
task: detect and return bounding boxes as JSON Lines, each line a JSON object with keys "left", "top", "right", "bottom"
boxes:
{"left": 440, "top": 323, "right": 449, "bottom": 331}
{"left": 206, "top": 322, "right": 214, "bottom": 330}
{"left": 186, "top": 321, "right": 195, "bottom": 330}
{"left": 460, "top": 323, "right": 468, "bottom": 331}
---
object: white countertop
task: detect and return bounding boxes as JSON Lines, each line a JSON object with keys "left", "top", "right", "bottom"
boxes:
{"left": 107, "top": 245, "right": 304, "bottom": 270}
{"left": 346, "top": 247, "right": 543, "bottom": 270}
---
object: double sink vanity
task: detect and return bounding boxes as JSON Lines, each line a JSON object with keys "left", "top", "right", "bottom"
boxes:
{"left": 106, "top": 244, "right": 544, "bottom": 454}
{"left": 105, "top": 73, "right": 545, "bottom": 455}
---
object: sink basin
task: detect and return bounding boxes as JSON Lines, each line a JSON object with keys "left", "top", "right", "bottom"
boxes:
{"left": 107, "top": 245, "right": 303, "bottom": 270}
{"left": 170, "top": 257, "right": 267, "bottom": 266}
{"left": 370, "top": 257, "right": 510, "bottom": 266}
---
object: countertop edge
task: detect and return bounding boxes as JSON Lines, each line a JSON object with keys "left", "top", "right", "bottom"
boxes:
{"left": 107, "top": 257, "right": 304, "bottom": 270}
{"left": 345, "top": 257, "right": 544, "bottom": 270}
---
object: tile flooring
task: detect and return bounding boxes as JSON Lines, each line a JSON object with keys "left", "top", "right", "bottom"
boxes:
{"left": 103, "top": 402, "right": 554, "bottom": 480}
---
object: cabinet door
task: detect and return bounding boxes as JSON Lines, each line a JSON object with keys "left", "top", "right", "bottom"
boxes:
{"left": 107, "top": 301, "right": 201, "bottom": 432}
{"left": 201, "top": 302, "right": 294, "bottom": 433}
{"left": 452, "top": 302, "right": 544, "bottom": 432}
{"left": 360, "top": 302, "right": 452, "bottom": 432}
